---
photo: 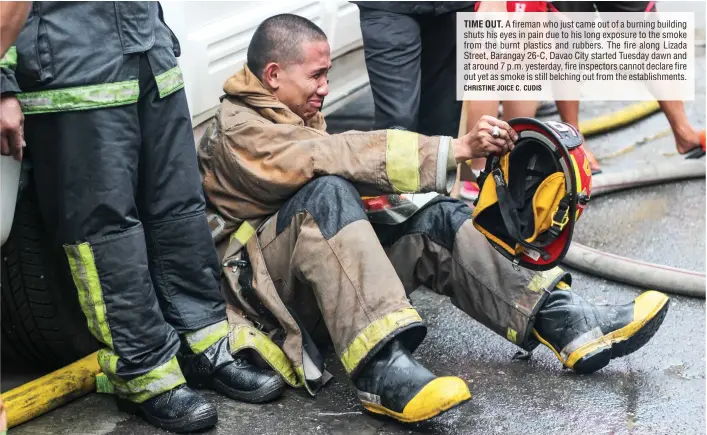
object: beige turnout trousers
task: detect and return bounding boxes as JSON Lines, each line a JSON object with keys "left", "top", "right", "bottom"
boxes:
{"left": 253, "top": 176, "right": 569, "bottom": 379}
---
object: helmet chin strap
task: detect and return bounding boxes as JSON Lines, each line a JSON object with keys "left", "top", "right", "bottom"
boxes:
{"left": 490, "top": 156, "right": 552, "bottom": 262}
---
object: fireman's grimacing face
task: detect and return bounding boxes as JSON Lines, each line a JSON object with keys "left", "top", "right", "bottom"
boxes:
{"left": 269, "top": 40, "right": 331, "bottom": 121}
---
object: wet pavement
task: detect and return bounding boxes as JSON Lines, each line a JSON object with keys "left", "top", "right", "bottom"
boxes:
{"left": 5, "top": 38, "right": 706, "bottom": 435}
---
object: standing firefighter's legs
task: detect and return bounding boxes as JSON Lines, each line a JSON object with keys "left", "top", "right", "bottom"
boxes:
{"left": 136, "top": 54, "right": 226, "bottom": 334}
{"left": 256, "top": 176, "right": 470, "bottom": 422}
{"left": 24, "top": 106, "right": 217, "bottom": 433}
{"left": 359, "top": 8, "right": 422, "bottom": 131}
{"left": 377, "top": 198, "right": 669, "bottom": 373}
{"left": 134, "top": 55, "right": 285, "bottom": 404}
{"left": 417, "top": 9, "right": 469, "bottom": 137}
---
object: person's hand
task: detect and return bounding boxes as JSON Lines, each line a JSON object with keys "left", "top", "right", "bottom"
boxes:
{"left": 476, "top": 1, "right": 507, "bottom": 13}
{"left": 452, "top": 115, "right": 518, "bottom": 162}
{"left": 0, "top": 95, "right": 25, "bottom": 161}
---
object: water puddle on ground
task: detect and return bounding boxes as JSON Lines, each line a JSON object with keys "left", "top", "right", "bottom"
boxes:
{"left": 663, "top": 363, "right": 694, "bottom": 380}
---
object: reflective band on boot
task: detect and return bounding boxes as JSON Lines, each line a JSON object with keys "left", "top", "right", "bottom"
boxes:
{"left": 98, "top": 351, "right": 186, "bottom": 403}
{"left": 533, "top": 290, "right": 669, "bottom": 374}
{"left": 185, "top": 320, "right": 229, "bottom": 354}
{"left": 354, "top": 340, "right": 470, "bottom": 423}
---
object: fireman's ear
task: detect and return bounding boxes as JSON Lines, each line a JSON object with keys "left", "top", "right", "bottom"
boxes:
{"left": 262, "top": 62, "right": 282, "bottom": 91}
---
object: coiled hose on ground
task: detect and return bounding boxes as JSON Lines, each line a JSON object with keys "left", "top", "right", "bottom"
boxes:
{"left": 562, "top": 160, "right": 706, "bottom": 298}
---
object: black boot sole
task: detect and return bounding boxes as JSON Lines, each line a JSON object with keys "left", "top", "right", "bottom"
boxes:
{"left": 573, "top": 299, "right": 669, "bottom": 374}
{"left": 188, "top": 375, "right": 286, "bottom": 404}
{"left": 117, "top": 398, "right": 217, "bottom": 433}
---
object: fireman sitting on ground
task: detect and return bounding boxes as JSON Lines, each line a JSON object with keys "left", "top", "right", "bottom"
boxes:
{"left": 198, "top": 13, "right": 670, "bottom": 424}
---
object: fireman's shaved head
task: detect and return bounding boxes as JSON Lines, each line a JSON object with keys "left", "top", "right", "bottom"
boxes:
{"left": 247, "top": 13, "right": 328, "bottom": 80}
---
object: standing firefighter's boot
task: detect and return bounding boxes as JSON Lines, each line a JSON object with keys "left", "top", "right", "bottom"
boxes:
{"left": 180, "top": 336, "right": 285, "bottom": 403}
{"left": 532, "top": 289, "right": 670, "bottom": 374}
{"left": 117, "top": 385, "right": 217, "bottom": 433}
{"left": 353, "top": 339, "right": 471, "bottom": 423}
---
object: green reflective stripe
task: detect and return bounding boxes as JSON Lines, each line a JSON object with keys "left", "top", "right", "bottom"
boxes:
{"left": 18, "top": 80, "right": 139, "bottom": 114}
{"left": 0, "top": 46, "right": 17, "bottom": 69}
{"left": 386, "top": 130, "right": 420, "bottom": 192}
{"left": 65, "top": 243, "right": 113, "bottom": 348}
{"left": 230, "top": 325, "right": 300, "bottom": 387}
{"left": 95, "top": 373, "right": 115, "bottom": 394}
{"left": 98, "top": 351, "right": 186, "bottom": 403}
{"left": 155, "top": 66, "right": 184, "bottom": 98}
{"left": 340, "top": 308, "right": 422, "bottom": 375}
{"left": 98, "top": 348, "right": 119, "bottom": 375}
{"left": 185, "top": 320, "right": 228, "bottom": 354}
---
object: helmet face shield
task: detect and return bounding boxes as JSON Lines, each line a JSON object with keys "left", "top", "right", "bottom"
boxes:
{"left": 472, "top": 118, "right": 591, "bottom": 270}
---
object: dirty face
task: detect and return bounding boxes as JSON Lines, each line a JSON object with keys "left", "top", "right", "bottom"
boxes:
{"left": 272, "top": 40, "right": 331, "bottom": 121}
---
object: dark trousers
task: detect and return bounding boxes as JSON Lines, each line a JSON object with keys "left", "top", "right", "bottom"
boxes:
{"left": 24, "top": 55, "right": 226, "bottom": 384}
{"left": 358, "top": 6, "right": 473, "bottom": 137}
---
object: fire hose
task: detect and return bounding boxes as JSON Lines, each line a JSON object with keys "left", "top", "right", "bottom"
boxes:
{"left": 562, "top": 159, "right": 706, "bottom": 298}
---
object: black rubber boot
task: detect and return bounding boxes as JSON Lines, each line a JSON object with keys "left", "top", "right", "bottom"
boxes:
{"left": 117, "top": 384, "right": 217, "bottom": 433}
{"left": 532, "top": 289, "right": 669, "bottom": 374}
{"left": 180, "top": 336, "right": 285, "bottom": 403}
{"left": 353, "top": 339, "right": 471, "bottom": 423}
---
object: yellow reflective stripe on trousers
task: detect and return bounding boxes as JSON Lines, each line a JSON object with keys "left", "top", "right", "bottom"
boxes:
{"left": 155, "top": 66, "right": 185, "bottom": 98}
{"left": 386, "top": 130, "right": 420, "bottom": 192}
{"left": 340, "top": 308, "right": 422, "bottom": 375}
{"left": 98, "top": 350, "right": 186, "bottom": 403}
{"left": 64, "top": 243, "right": 113, "bottom": 348}
{"left": 506, "top": 327, "right": 518, "bottom": 343}
{"left": 184, "top": 320, "right": 228, "bottom": 354}
{"left": 18, "top": 80, "right": 139, "bottom": 114}
{"left": 0, "top": 46, "right": 17, "bottom": 69}
{"left": 230, "top": 221, "right": 256, "bottom": 245}
{"left": 527, "top": 266, "right": 566, "bottom": 293}
{"left": 229, "top": 325, "right": 300, "bottom": 387}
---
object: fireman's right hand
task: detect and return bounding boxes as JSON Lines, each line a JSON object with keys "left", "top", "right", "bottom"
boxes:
{"left": 452, "top": 115, "right": 518, "bottom": 161}
{"left": 0, "top": 95, "right": 25, "bottom": 161}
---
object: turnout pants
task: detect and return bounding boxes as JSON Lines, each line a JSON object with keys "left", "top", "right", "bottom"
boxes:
{"left": 24, "top": 55, "right": 227, "bottom": 403}
{"left": 358, "top": 7, "right": 472, "bottom": 137}
{"left": 256, "top": 177, "right": 567, "bottom": 378}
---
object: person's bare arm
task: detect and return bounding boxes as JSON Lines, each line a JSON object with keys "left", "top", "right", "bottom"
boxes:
{"left": 0, "top": 1, "right": 31, "bottom": 58}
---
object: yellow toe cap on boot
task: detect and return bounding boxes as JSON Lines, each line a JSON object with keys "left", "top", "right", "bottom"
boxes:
{"left": 362, "top": 376, "right": 472, "bottom": 423}
{"left": 633, "top": 291, "right": 670, "bottom": 321}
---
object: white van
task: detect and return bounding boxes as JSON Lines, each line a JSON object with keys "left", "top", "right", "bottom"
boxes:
{"left": 0, "top": 1, "right": 368, "bottom": 368}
